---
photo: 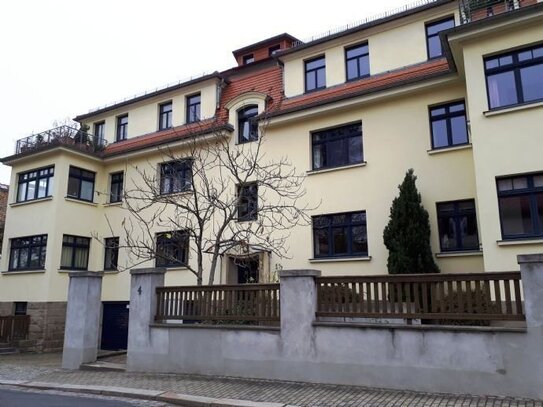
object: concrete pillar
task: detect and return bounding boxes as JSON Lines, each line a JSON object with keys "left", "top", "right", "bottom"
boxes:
{"left": 279, "top": 269, "right": 321, "bottom": 358}
{"left": 61, "top": 272, "right": 103, "bottom": 369}
{"left": 518, "top": 254, "right": 543, "bottom": 328}
{"left": 127, "top": 267, "right": 166, "bottom": 370}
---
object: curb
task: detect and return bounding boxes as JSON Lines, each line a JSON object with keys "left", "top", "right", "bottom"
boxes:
{"left": 0, "top": 380, "right": 289, "bottom": 407}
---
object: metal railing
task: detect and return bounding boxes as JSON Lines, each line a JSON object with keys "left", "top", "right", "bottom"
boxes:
{"left": 155, "top": 283, "right": 280, "bottom": 325}
{"left": 15, "top": 125, "right": 107, "bottom": 155}
{"left": 316, "top": 272, "right": 525, "bottom": 323}
{"left": 460, "top": 0, "right": 536, "bottom": 23}
{"left": 0, "top": 316, "right": 30, "bottom": 342}
{"left": 87, "top": 71, "right": 213, "bottom": 114}
{"left": 288, "top": 0, "right": 441, "bottom": 49}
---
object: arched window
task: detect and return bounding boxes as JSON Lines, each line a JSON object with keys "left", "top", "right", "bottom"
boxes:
{"left": 237, "top": 105, "right": 258, "bottom": 144}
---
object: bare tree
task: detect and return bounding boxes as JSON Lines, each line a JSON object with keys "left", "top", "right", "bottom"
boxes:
{"left": 110, "top": 117, "right": 315, "bottom": 285}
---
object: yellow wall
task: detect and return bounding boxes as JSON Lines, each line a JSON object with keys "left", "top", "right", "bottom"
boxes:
{"left": 459, "top": 20, "right": 543, "bottom": 271}
{"left": 81, "top": 79, "right": 218, "bottom": 143}
{"left": 281, "top": 3, "right": 459, "bottom": 97}
{"left": 0, "top": 80, "right": 486, "bottom": 302}
{"left": 265, "top": 82, "right": 482, "bottom": 276}
{"left": 5, "top": 3, "right": 543, "bottom": 304}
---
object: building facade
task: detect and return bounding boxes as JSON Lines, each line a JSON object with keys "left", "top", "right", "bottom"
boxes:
{"left": 1, "top": 0, "right": 542, "bottom": 351}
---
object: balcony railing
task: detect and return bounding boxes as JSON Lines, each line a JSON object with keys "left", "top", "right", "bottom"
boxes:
{"left": 0, "top": 315, "right": 30, "bottom": 342}
{"left": 460, "top": 0, "right": 537, "bottom": 23}
{"left": 15, "top": 125, "right": 107, "bottom": 155}
{"left": 155, "top": 283, "right": 280, "bottom": 325}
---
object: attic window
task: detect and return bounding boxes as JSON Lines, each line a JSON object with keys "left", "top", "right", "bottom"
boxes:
{"left": 269, "top": 44, "right": 281, "bottom": 56}
{"left": 243, "top": 54, "right": 255, "bottom": 65}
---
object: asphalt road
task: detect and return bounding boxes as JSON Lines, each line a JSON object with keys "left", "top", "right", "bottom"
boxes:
{"left": 0, "top": 388, "right": 147, "bottom": 407}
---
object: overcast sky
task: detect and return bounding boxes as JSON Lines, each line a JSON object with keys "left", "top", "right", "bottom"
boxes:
{"left": 0, "top": 0, "right": 415, "bottom": 185}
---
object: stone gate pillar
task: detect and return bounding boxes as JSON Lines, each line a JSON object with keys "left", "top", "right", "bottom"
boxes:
{"left": 61, "top": 271, "right": 103, "bottom": 369}
{"left": 279, "top": 269, "right": 321, "bottom": 358}
{"left": 126, "top": 267, "right": 166, "bottom": 371}
{"left": 518, "top": 254, "right": 543, "bottom": 328}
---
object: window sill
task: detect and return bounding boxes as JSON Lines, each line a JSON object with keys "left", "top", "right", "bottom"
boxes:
{"left": 1, "top": 269, "right": 46, "bottom": 275}
{"left": 235, "top": 139, "right": 259, "bottom": 146}
{"left": 309, "top": 256, "right": 371, "bottom": 263}
{"left": 103, "top": 201, "right": 123, "bottom": 208}
{"left": 497, "top": 238, "right": 543, "bottom": 247}
{"left": 103, "top": 270, "right": 120, "bottom": 274}
{"left": 427, "top": 144, "right": 472, "bottom": 155}
{"left": 65, "top": 197, "right": 97, "bottom": 206}
{"left": 58, "top": 269, "right": 89, "bottom": 273}
{"left": 10, "top": 197, "right": 53, "bottom": 207}
{"left": 435, "top": 250, "right": 483, "bottom": 258}
{"left": 162, "top": 266, "right": 190, "bottom": 271}
{"left": 304, "top": 86, "right": 326, "bottom": 95}
{"left": 237, "top": 218, "right": 258, "bottom": 223}
{"left": 346, "top": 74, "right": 370, "bottom": 83}
{"left": 307, "top": 162, "right": 367, "bottom": 176}
{"left": 158, "top": 190, "right": 192, "bottom": 199}
{"left": 484, "top": 100, "right": 543, "bottom": 117}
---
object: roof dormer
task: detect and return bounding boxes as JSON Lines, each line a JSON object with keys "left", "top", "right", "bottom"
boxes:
{"left": 232, "top": 33, "right": 300, "bottom": 67}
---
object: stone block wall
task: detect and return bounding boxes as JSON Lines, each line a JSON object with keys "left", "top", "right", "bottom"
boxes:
{"left": 0, "top": 301, "right": 67, "bottom": 352}
{"left": 126, "top": 261, "right": 543, "bottom": 399}
{"left": 0, "top": 302, "right": 13, "bottom": 316}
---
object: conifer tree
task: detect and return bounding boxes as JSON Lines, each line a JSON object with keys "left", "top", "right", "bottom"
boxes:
{"left": 383, "top": 169, "right": 439, "bottom": 274}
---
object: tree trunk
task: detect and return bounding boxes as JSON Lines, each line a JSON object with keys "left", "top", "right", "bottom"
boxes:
{"left": 207, "top": 251, "right": 220, "bottom": 285}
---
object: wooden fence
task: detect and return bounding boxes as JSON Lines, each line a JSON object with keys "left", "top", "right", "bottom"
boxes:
{"left": 0, "top": 316, "right": 30, "bottom": 342}
{"left": 316, "top": 272, "right": 525, "bottom": 323}
{"left": 155, "top": 283, "right": 280, "bottom": 324}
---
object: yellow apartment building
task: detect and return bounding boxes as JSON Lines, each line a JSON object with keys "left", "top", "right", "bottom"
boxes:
{"left": 1, "top": 0, "right": 542, "bottom": 351}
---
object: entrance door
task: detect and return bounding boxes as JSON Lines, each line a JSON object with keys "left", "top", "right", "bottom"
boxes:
{"left": 237, "top": 258, "right": 259, "bottom": 284}
{"left": 100, "top": 302, "right": 129, "bottom": 350}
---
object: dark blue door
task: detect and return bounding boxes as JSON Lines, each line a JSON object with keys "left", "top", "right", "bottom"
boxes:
{"left": 101, "top": 302, "right": 129, "bottom": 350}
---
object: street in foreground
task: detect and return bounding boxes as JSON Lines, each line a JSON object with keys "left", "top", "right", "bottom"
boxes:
{"left": 0, "top": 353, "right": 541, "bottom": 406}
{"left": 0, "top": 386, "right": 170, "bottom": 407}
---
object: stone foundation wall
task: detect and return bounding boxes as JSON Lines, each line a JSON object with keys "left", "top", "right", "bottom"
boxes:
{"left": 0, "top": 302, "right": 13, "bottom": 315}
{"left": 0, "top": 301, "right": 67, "bottom": 353}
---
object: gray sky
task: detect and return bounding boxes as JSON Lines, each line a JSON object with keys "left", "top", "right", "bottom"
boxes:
{"left": 0, "top": 0, "right": 415, "bottom": 185}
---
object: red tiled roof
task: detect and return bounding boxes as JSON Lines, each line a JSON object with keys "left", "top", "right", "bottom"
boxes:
{"left": 273, "top": 58, "right": 451, "bottom": 116}
{"left": 102, "top": 66, "right": 284, "bottom": 158}
{"left": 103, "top": 119, "right": 230, "bottom": 157}
{"left": 218, "top": 66, "right": 284, "bottom": 120}
{"left": 6, "top": 59, "right": 452, "bottom": 162}
{"left": 91, "top": 61, "right": 452, "bottom": 157}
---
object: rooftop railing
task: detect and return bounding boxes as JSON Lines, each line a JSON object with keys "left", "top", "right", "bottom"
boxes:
{"left": 459, "top": 0, "right": 536, "bottom": 23}
{"left": 288, "top": 0, "right": 441, "bottom": 49}
{"left": 15, "top": 125, "right": 107, "bottom": 155}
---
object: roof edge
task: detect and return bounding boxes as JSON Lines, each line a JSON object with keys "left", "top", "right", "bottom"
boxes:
{"left": 276, "top": 0, "right": 456, "bottom": 58}
{"left": 232, "top": 33, "right": 300, "bottom": 57}
{"left": 103, "top": 123, "right": 234, "bottom": 159}
{"left": 445, "top": 1, "right": 543, "bottom": 39}
{"left": 74, "top": 72, "right": 225, "bottom": 122}
{"left": 265, "top": 64, "right": 454, "bottom": 120}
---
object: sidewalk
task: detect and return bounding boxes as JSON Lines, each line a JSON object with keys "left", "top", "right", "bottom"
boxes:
{"left": 0, "top": 353, "right": 541, "bottom": 407}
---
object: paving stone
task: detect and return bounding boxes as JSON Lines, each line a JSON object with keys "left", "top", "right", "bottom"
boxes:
{"left": 0, "top": 352, "right": 541, "bottom": 406}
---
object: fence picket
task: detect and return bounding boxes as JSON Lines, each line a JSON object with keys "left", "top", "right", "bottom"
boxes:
{"left": 314, "top": 272, "right": 525, "bottom": 323}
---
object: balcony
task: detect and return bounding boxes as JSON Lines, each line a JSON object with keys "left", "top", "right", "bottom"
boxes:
{"left": 15, "top": 126, "right": 107, "bottom": 156}
{"left": 460, "top": 0, "right": 538, "bottom": 23}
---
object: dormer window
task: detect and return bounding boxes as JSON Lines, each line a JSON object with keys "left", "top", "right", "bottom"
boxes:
{"left": 345, "top": 43, "right": 370, "bottom": 81}
{"left": 186, "top": 93, "right": 201, "bottom": 123}
{"left": 268, "top": 44, "right": 281, "bottom": 56}
{"left": 116, "top": 114, "right": 128, "bottom": 141}
{"left": 243, "top": 54, "right": 255, "bottom": 65}
{"left": 425, "top": 17, "right": 455, "bottom": 59}
{"left": 93, "top": 122, "right": 105, "bottom": 140}
{"left": 305, "top": 56, "right": 326, "bottom": 92}
{"left": 159, "top": 102, "right": 173, "bottom": 131}
{"left": 238, "top": 105, "right": 258, "bottom": 144}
